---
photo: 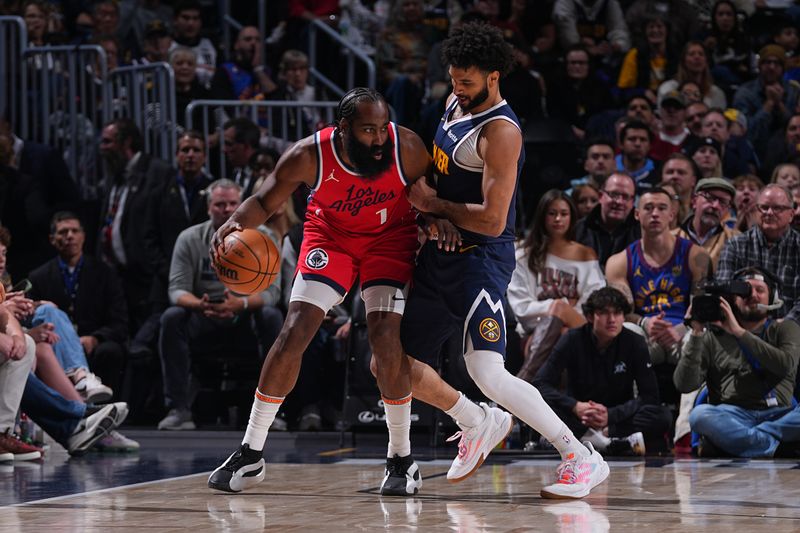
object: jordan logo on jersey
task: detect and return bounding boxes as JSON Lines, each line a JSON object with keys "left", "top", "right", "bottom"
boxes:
{"left": 325, "top": 170, "right": 339, "bottom": 182}
{"left": 432, "top": 142, "right": 450, "bottom": 176}
{"left": 329, "top": 183, "right": 396, "bottom": 217}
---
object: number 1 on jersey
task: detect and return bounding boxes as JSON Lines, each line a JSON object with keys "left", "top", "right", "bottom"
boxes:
{"left": 376, "top": 208, "right": 387, "bottom": 225}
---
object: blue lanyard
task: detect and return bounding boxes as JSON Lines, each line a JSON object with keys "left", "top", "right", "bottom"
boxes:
{"left": 57, "top": 255, "right": 84, "bottom": 314}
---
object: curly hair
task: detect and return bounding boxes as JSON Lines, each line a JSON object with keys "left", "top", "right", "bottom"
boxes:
{"left": 440, "top": 22, "right": 514, "bottom": 77}
{"left": 582, "top": 287, "right": 632, "bottom": 317}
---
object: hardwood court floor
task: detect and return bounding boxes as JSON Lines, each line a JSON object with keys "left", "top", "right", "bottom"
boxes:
{"left": 2, "top": 431, "right": 800, "bottom": 532}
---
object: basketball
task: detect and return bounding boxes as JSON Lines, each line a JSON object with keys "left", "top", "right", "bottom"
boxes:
{"left": 214, "top": 228, "right": 280, "bottom": 295}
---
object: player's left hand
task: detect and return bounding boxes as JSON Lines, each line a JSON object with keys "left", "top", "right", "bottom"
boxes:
{"left": 407, "top": 178, "right": 437, "bottom": 213}
{"left": 422, "top": 215, "right": 462, "bottom": 252}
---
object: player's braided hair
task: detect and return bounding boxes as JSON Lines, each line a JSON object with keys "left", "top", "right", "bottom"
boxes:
{"left": 441, "top": 22, "right": 514, "bottom": 77}
{"left": 336, "top": 87, "right": 385, "bottom": 126}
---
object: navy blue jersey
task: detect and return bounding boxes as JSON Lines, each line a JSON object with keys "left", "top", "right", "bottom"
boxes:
{"left": 431, "top": 98, "right": 524, "bottom": 244}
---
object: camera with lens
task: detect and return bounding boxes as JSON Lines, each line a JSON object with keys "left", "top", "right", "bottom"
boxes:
{"left": 690, "top": 280, "right": 752, "bottom": 322}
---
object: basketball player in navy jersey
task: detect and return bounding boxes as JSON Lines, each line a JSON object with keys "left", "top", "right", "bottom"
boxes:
{"left": 400, "top": 22, "right": 610, "bottom": 498}
{"left": 205, "top": 88, "right": 513, "bottom": 496}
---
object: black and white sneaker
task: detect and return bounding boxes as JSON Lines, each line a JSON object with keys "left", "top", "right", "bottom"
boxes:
{"left": 208, "top": 444, "right": 266, "bottom": 493}
{"left": 67, "top": 404, "right": 119, "bottom": 456}
{"left": 380, "top": 455, "right": 422, "bottom": 496}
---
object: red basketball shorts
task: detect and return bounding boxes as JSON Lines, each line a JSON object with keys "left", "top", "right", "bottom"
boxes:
{"left": 296, "top": 221, "right": 419, "bottom": 294}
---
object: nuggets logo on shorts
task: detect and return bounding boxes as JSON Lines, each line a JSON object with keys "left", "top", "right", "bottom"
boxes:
{"left": 305, "top": 248, "right": 329, "bottom": 270}
{"left": 478, "top": 318, "right": 501, "bottom": 342}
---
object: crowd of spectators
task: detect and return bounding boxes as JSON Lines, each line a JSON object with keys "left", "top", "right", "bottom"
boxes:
{"left": 3, "top": 0, "right": 800, "bottom": 460}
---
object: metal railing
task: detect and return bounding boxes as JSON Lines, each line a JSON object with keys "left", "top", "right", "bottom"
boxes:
{"left": 22, "top": 44, "right": 110, "bottom": 199}
{"left": 185, "top": 99, "right": 340, "bottom": 178}
{"left": 308, "top": 18, "right": 376, "bottom": 96}
{"left": 0, "top": 16, "right": 28, "bottom": 136}
{"left": 109, "top": 62, "right": 177, "bottom": 163}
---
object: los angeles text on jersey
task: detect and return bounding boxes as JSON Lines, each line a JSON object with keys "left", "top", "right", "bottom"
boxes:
{"left": 329, "top": 183, "right": 396, "bottom": 216}
{"left": 432, "top": 142, "right": 449, "bottom": 176}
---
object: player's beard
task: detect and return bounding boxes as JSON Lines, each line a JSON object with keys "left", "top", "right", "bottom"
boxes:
{"left": 346, "top": 134, "right": 394, "bottom": 178}
{"left": 459, "top": 82, "right": 490, "bottom": 112}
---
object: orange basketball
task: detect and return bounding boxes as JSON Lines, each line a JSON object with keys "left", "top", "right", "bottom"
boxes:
{"left": 214, "top": 228, "right": 280, "bottom": 295}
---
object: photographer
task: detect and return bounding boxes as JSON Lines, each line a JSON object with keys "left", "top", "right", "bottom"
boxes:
{"left": 675, "top": 267, "right": 800, "bottom": 457}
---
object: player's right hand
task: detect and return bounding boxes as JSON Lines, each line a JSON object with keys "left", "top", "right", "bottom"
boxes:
{"left": 210, "top": 219, "right": 244, "bottom": 263}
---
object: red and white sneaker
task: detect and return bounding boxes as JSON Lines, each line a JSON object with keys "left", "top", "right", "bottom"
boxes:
{"left": 540, "top": 442, "right": 609, "bottom": 499}
{"left": 446, "top": 403, "right": 513, "bottom": 482}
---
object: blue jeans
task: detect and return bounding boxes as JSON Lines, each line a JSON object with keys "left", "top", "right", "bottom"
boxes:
{"left": 690, "top": 403, "right": 800, "bottom": 457}
{"left": 21, "top": 373, "right": 85, "bottom": 446}
{"left": 32, "top": 304, "right": 89, "bottom": 373}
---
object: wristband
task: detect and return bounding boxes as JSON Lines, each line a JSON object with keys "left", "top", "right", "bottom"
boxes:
{"left": 241, "top": 298, "right": 249, "bottom": 311}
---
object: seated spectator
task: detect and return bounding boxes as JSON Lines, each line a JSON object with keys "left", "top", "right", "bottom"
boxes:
{"left": 137, "top": 20, "right": 172, "bottom": 64}
{"left": 617, "top": 14, "right": 678, "bottom": 102}
{"left": 685, "top": 101, "right": 709, "bottom": 137}
{"left": 793, "top": 185, "right": 800, "bottom": 231}
{"left": 572, "top": 184, "right": 600, "bottom": 219}
{"left": 606, "top": 188, "right": 711, "bottom": 405}
{"left": 223, "top": 117, "right": 260, "bottom": 198}
{"left": 701, "top": 108, "right": 758, "bottom": 180}
{"left": 702, "top": 0, "right": 753, "bottom": 91}
{"left": 772, "top": 18, "right": 800, "bottom": 82}
{"left": 1, "top": 297, "right": 126, "bottom": 458}
{"left": 673, "top": 178, "right": 740, "bottom": 270}
{"left": 547, "top": 45, "right": 615, "bottom": 139}
{"left": 616, "top": 120, "right": 658, "bottom": 192}
{"left": 762, "top": 113, "right": 800, "bottom": 181}
{"left": 210, "top": 26, "right": 277, "bottom": 103}
{"left": 375, "top": 0, "right": 437, "bottom": 128}
{"left": 650, "top": 91, "right": 690, "bottom": 161}
{"left": 144, "top": 131, "right": 214, "bottom": 313}
{"left": 660, "top": 153, "right": 701, "bottom": 223}
{"left": 676, "top": 267, "right": 800, "bottom": 457}
{"left": 575, "top": 172, "right": 641, "bottom": 270}
{"left": 717, "top": 184, "right": 800, "bottom": 322}
{"left": 508, "top": 190, "right": 605, "bottom": 383}
{"left": 625, "top": 95, "right": 657, "bottom": 131}
{"left": 533, "top": 287, "right": 672, "bottom": 456}
{"left": 157, "top": 179, "right": 283, "bottom": 430}
{"left": 657, "top": 41, "right": 727, "bottom": 109}
{"left": 626, "top": 0, "right": 699, "bottom": 47}
{"left": 551, "top": 0, "right": 631, "bottom": 64}
{"left": 771, "top": 162, "right": 800, "bottom": 190}
{"left": 566, "top": 138, "right": 616, "bottom": 193}
{"left": 659, "top": 182, "right": 682, "bottom": 230}
{"left": 686, "top": 136, "right": 723, "bottom": 179}
{"left": 28, "top": 212, "right": 129, "bottom": 396}
{"left": 265, "top": 49, "right": 326, "bottom": 140}
{"left": 732, "top": 174, "right": 765, "bottom": 231}
{"left": 171, "top": 47, "right": 212, "bottom": 134}
{"left": 733, "top": 44, "right": 800, "bottom": 157}
{"left": 169, "top": 0, "right": 217, "bottom": 88}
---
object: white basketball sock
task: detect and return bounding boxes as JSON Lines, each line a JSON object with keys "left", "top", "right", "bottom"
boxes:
{"left": 444, "top": 392, "right": 486, "bottom": 430}
{"left": 383, "top": 394, "right": 412, "bottom": 458}
{"left": 464, "top": 350, "right": 588, "bottom": 460}
{"left": 242, "top": 389, "right": 283, "bottom": 452}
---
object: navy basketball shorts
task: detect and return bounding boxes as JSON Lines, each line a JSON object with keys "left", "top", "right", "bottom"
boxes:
{"left": 400, "top": 240, "right": 515, "bottom": 364}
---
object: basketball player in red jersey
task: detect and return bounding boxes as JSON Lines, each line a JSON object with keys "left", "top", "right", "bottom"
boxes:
{"left": 207, "top": 88, "right": 513, "bottom": 496}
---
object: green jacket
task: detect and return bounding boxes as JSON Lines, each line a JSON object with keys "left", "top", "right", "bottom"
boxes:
{"left": 674, "top": 319, "right": 800, "bottom": 410}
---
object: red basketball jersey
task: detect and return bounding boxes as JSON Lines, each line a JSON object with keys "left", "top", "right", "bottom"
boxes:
{"left": 306, "top": 123, "right": 415, "bottom": 236}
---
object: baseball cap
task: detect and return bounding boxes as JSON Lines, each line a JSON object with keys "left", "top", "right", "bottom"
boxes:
{"left": 144, "top": 20, "right": 169, "bottom": 40}
{"left": 661, "top": 90, "right": 686, "bottom": 109}
{"left": 694, "top": 177, "right": 736, "bottom": 197}
{"left": 758, "top": 44, "right": 787, "bottom": 67}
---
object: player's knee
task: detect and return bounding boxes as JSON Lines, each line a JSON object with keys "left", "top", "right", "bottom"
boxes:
{"left": 369, "top": 356, "right": 378, "bottom": 378}
{"left": 464, "top": 350, "right": 506, "bottom": 399}
{"left": 366, "top": 320, "right": 400, "bottom": 357}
